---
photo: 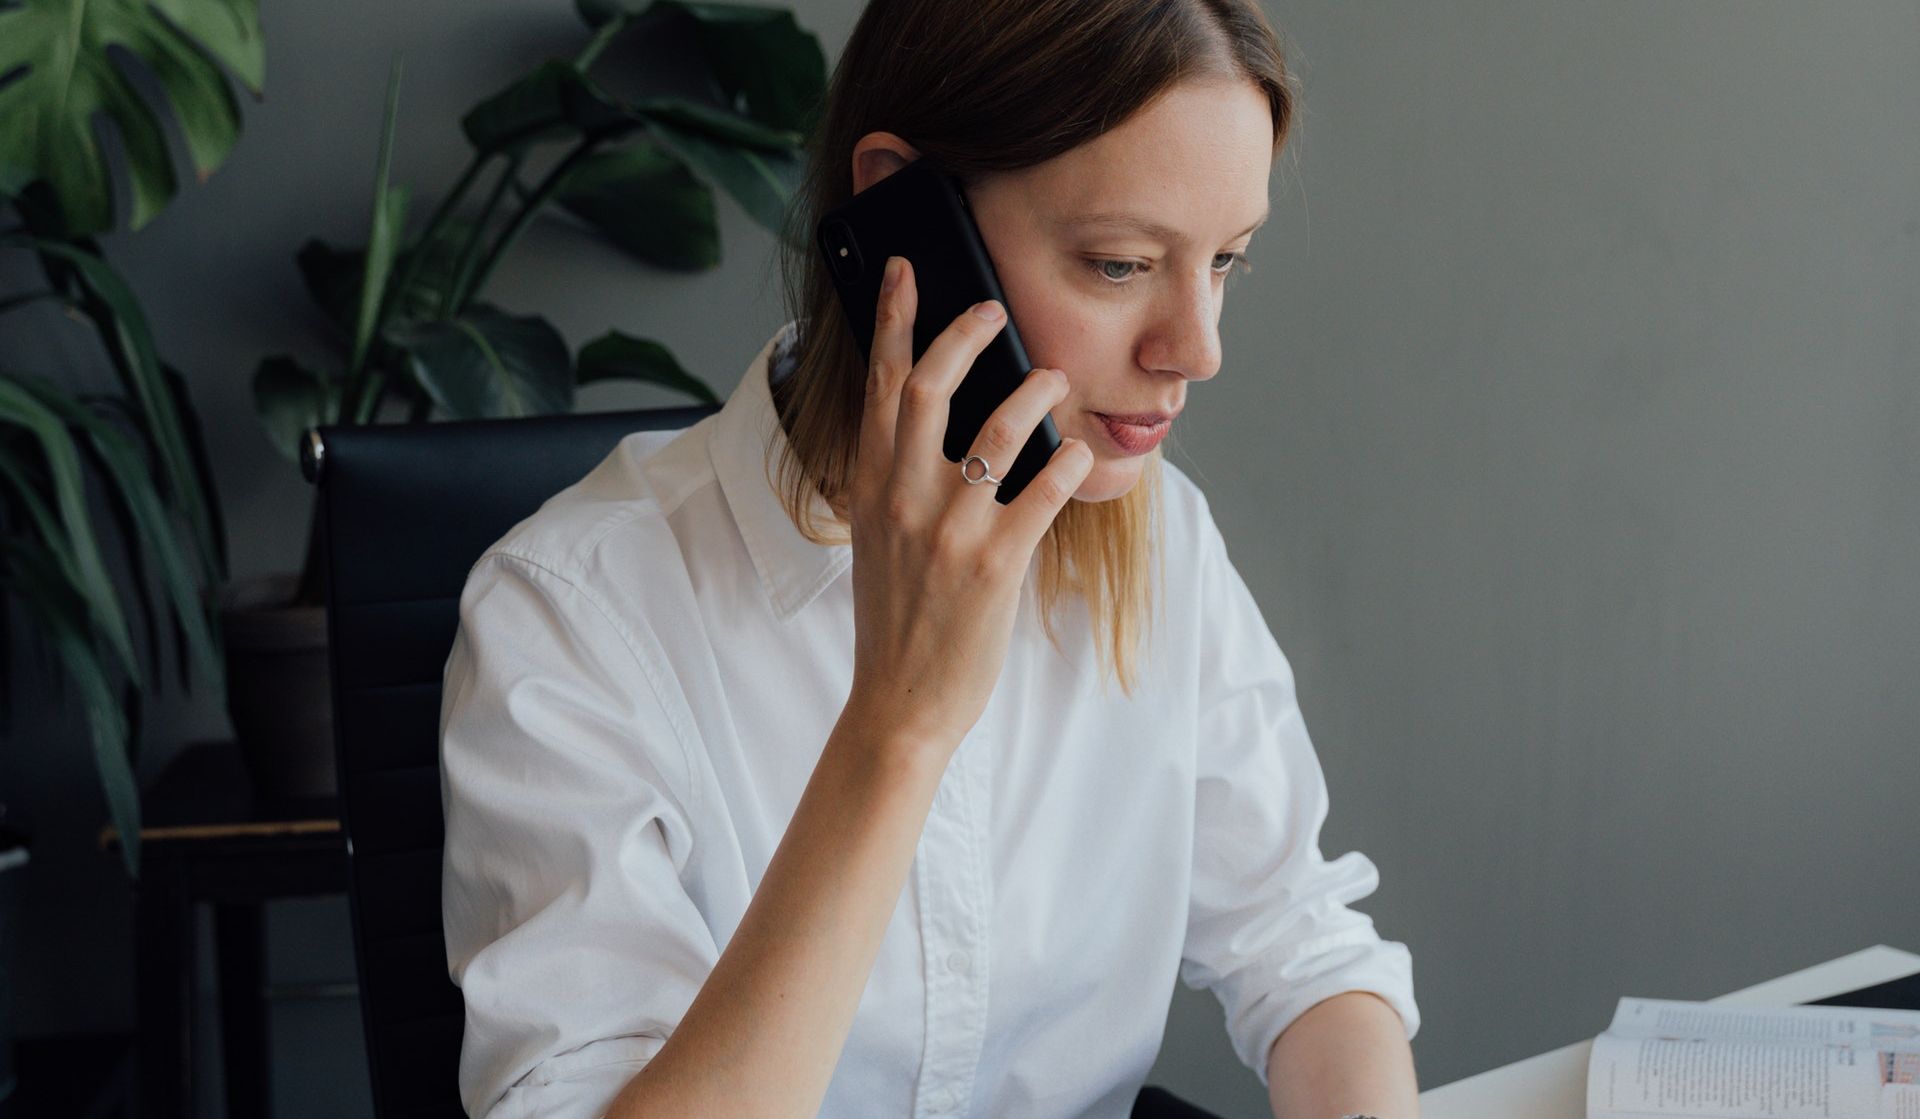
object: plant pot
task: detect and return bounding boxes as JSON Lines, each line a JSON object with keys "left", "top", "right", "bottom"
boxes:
{"left": 218, "top": 572, "right": 336, "bottom": 800}
{"left": 0, "top": 839, "right": 27, "bottom": 1104}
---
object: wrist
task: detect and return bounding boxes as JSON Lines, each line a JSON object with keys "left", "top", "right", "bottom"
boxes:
{"left": 830, "top": 698, "right": 957, "bottom": 784}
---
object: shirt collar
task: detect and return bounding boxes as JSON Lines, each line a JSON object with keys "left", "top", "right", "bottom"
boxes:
{"left": 709, "top": 321, "right": 852, "bottom": 623}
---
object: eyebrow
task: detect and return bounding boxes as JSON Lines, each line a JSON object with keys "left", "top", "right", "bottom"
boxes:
{"left": 1059, "top": 207, "right": 1270, "bottom": 244}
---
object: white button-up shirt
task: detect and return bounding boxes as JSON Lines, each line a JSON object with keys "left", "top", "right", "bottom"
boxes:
{"left": 439, "top": 322, "right": 1419, "bottom": 1119}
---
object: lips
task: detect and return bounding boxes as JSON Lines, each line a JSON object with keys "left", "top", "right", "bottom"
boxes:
{"left": 1096, "top": 409, "right": 1178, "bottom": 426}
{"left": 1093, "top": 411, "right": 1175, "bottom": 455}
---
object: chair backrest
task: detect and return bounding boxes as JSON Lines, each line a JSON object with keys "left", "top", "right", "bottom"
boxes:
{"left": 306, "top": 404, "right": 719, "bottom": 1119}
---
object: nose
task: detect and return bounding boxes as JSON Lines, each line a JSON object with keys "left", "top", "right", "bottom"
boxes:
{"left": 1135, "top": 265, "right": 1223, "bottom": 383}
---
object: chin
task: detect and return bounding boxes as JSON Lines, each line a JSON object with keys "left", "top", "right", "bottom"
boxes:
{"left": 1068, "top": 457, "right": 1145, "bottom": 503}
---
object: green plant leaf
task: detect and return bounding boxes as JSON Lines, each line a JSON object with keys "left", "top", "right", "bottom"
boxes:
{"left": 576, "top": 330, "right": 720, "bottom": 403}
{"left": 294, "top": 239, "right": 365, "bottom": 335}
{"left": 159, "top": 361, "right": 227, "bottom": 591}
{"left": 0, "top": 0, "right": 264, "bottom": 235}
{"left": 399, "top": 216, "right": 484, "bottom": 317}
{"left": 1, "top": 428, "right": 93, "bottom": 742}
{"left": 297, "top": 222, "right": 476, "bottom": 338}
{"left": 385, "top": 304, "right": 573, "bottom": 420}
{"left": 13, "top": 376, "right": 222, "bottom": 692}
{"left": 461, "top": 59, "right": 632, "bottom": 153}
{"left": 147, "top": 0, "right": 266, "bottom": 89}
{"left": 568, "top": 2, "right": 825, "bottom": 132}
{"left": 654, "top": 2, "right": 825, "bottom": 133}
{"left": 252, "top": 355, "right": 340, "bottom": 463}
{"left": 91, "top": 432, "right": 166, "bottom": 697}
{"left": 632, "top": 94, "right": 800, "bottom": 151}
{"left": 0, "top": 375, "right": 140, "bottom": 682}
{"left": 7, "top": 236, "right": 223, "bottom": 590}
{"left": 2, "top": 411, "right": 163, "bottom": 694}
{"left": 0, "top": 435, "right": 86, "bottom": 593}
{"left": 570, "top": 0, "right": 643, "bottom": 26}
{"left": 645, "top": 112, "right": 801, "bottom": 237}
{"left": 350, "top": 60, "right": 411, "bottom": 380}
{"left": 0, "top": 537, "right": 143, "bottom": 877}
{"left": 316, "top": 216, "right": 481, "bottom": 325}
{"left": 553, "top": 140, "right": 719, "bottom": 270}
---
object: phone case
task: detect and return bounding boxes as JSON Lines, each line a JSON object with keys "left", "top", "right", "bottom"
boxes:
{"left": 816, "top": 158, "right": 1062, "bottom": 504}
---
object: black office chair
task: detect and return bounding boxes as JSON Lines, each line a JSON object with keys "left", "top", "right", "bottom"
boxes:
{"left": 303, "top": 404, "right": 1225, "bottom": 1119}
{"left": 304, "top": 404, "right": 716, "bottom": 1118}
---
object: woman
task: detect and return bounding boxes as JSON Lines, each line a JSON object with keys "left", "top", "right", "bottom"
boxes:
{"left": 438, "top": 1, "right": 1421, "bottom": 1117}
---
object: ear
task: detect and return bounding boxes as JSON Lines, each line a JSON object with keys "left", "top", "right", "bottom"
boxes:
{"left": 851, "top": 131, "right": 923, "bottom": 195}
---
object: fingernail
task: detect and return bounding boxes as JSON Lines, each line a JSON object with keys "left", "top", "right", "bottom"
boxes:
{"left": 970, "top": 300, "right": 1004, "bottom": 321}
{"left": 882, "top": 257, "right": 902, "bottom": 293}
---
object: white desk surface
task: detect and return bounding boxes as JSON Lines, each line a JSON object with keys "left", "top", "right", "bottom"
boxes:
{"left": 1418, "top": 943, "right": 1920, "bottom": 1118}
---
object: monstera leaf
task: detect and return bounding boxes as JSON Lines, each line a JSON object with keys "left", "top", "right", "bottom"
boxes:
{"left": 384, "top": 303, "right": 574, "bottom": 420}
{"left": 576, "top": 329, "right": 720, "bottom": 404}
{"left": 461, "top": 58, "right": 633, "bottom": 153}
{"left": 466, "top": 14, "right": 812, "bottom": 238}
{"left": 0, "top": 0, "right": 266, "bottom": 234}
{"left": 553, "top": 140, "right": 719, "bottom": 269}
{"left": 574, "top": 0, "right": 824, "bottom": 132}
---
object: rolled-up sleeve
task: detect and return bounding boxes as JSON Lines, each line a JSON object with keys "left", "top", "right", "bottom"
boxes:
{"left": 440, "top": 550, "right": 715, "bottom": 1119}
{"left": 1177, "top": 498, "right": 1420, "bottom": 1088}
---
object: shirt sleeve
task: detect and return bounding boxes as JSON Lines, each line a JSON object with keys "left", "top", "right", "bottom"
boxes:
{"left": 439, "top": 550, "right": 717, "bottom": 1119}
{"left": 1177, "top": 494, "right": 1420, "bottom": 1089}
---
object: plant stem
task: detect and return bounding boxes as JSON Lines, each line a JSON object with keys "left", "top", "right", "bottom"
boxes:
{"left": 452, "top": 139, "right": 600, "bottom": 314}
{"left": 387, "top": 151, "right": 489, "bottom": 320}
{"left": 341, "top": 151, "right": 487, "bottom": 424}
{"left": 348, "top": 353, "right": 398, "bottom": 426}
{"left": 442, "top": 151, "right": 523, "bottom": 319}
{"left": 574, "top": 14, "right": 630, "bottom": 71}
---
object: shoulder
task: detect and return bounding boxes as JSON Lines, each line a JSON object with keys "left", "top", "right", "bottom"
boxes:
{"left": 449, "top": 421, "right": 721, "bottom": 775}
{"left": 472, "top": 419, "right": 719, "bottom": 591}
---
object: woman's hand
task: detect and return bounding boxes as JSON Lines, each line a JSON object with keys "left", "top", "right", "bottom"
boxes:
{"left": 841, "top": 255, "right": 1094, "bottom": 766}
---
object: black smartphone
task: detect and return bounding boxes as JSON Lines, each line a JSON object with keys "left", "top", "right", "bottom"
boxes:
{"left": 816, "top": 157, "right": 1061, "bottom": 505}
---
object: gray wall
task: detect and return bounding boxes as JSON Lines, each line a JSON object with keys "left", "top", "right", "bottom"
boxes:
{"left": 1, "top": 1, "right": 1914, "bottom": 1116}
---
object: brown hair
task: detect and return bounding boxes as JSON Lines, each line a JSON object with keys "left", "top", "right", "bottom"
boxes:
{"left": 772, "top": 0, "right": 1298, "bottom": 697}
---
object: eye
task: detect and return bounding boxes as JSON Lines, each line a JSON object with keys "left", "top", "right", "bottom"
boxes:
{"left": 1087, "top": 258, "right": 1145, "bottom": 285}
{"left": 1085, "top": 254, "right": 1253, "bottom": 287}
{"left": 1213, "top": 251, "right": 1253, "bottom": 277}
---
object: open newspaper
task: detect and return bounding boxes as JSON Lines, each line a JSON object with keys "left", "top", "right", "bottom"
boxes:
{"left": 1587, "top": 997, "right": 1920, "bottom": 1119}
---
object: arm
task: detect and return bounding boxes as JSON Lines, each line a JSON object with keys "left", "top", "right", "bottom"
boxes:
{"left": 1171, "top": 473, "right": 1423, "bottom": 1101}
{"left": 603, "top": 701, "right": 946, "bottom": 1119}
{"left": 441, "top": 532, "right": 999, "bottom": 1117}
{"left": 1265, "top": 991, "right": 1419, "bottom": 1119}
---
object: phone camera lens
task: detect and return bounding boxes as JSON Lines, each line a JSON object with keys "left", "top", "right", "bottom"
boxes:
{"left": 822, "top": 220, "right": 865, "bottom": 285}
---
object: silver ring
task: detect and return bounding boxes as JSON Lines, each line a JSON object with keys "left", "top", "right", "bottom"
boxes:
{"left": 960, "top": 454, "right": 1003, "bottom": 486}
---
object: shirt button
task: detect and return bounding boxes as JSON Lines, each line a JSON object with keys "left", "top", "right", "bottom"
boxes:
{"left": 931, "top": 1087, "right": 956, "bottom": 1111}
{"left": 945, "top": 950, "right": 971, "bottom": 975}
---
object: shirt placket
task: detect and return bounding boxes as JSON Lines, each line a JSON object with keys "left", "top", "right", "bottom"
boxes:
{"left": 912, "top": 724, "right": 994, "bottom": 1119}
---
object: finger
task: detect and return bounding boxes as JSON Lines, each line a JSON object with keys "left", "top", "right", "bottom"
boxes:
{"left": 893, "top": 298, "right": 1007, "bottom": 492}
{"left": 956, "top": 367, "right": 1071, "bottom": 510}
{"left": 993, "top": 435, "right": 1096, "bottom": 552}
{"left": 858, "top": 256, "right": 917, "bottom": 495}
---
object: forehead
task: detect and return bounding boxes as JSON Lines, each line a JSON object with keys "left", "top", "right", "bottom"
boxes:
{"left": 1015, "top": 79, "right": 1274, "bottom": 241}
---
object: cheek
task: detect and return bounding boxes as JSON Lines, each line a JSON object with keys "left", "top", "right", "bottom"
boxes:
{"left": 1012, "top": 301, "right": 1084, "bottom": 374}
{"left": 999, "top": 268, "right": 1128, "bottom": 385}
